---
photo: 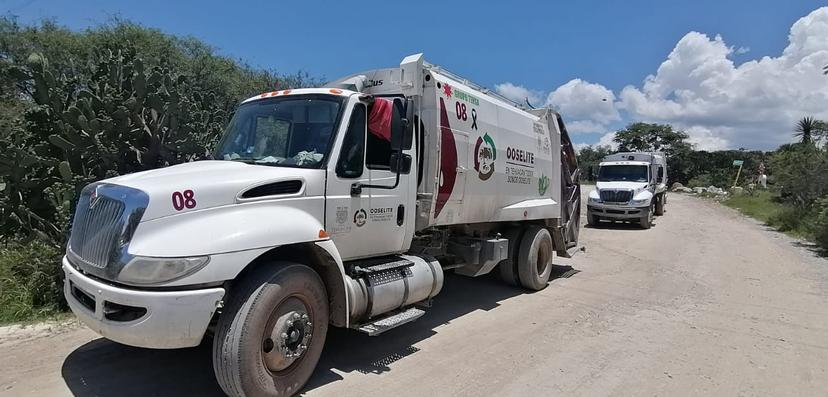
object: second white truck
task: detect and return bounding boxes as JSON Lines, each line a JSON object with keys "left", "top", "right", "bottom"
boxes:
{"left": 61, "top": 54, "right": 581, "bottom": 396}
{"left": 586, "top": 152, "right": 668, "bottom": 229}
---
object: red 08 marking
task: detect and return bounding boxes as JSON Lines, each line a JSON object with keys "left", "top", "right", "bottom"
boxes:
{"left": 455, "top": 101, "right": 467, "bottom": 121}
{"left": 172, "top": 189, "right": 196, "bottom": 211}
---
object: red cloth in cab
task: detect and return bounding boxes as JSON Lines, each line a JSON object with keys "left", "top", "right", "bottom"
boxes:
{"left": 368, "top": 98, "right": 392, "bottom": 142}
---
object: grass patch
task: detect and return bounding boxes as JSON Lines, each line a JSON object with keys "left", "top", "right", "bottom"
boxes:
{"left": 0, "top": 239, "right": 67, "bottom": 324}
{"left": 721, "top": 190, "right": 814, "bottom": 240}
{"left": 721, "top": 190, "right": 783, "bottom": 225}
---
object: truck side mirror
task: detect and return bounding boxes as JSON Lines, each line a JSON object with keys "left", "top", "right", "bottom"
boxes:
{"left": 657, "top": 167, "right": 664, "bottom": 183}
{"left": 390, "top": 98, "right": 413, "bottom": 151}
{"left": 390, "top": 152, "right": 412, "bottom": 174}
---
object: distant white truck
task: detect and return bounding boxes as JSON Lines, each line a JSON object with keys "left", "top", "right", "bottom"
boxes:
{"left": 586, "top": 152, "right": 667, "bottom": 229}
{"left": 62, "top": 54, "right": 582, "bottom": 396}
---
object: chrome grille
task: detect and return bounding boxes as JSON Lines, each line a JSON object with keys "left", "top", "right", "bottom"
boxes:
{"left": 68, "top": 184, "right": 148, "bottom": 273}
{"left": 600, "top": 190, "right": 633, "bottom": 203}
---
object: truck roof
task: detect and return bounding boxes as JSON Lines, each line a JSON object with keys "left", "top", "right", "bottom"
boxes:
{"left": 599, "top": 161, "right": 651, "bottom": 166}
{"left": 241, "top": 87, "right": 358, "bottom": 104}
{"left": 602, "top": 152, "right": 665, "bottom": 163}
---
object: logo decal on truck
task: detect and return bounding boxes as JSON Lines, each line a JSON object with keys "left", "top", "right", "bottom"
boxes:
{"left": 538, "top": 174, "right": 550, "bottom": 196}
{"left": 473, "top": 133, "right": 497, "bottom": 181}
{"left": 353, "top": 209, "right": 367, "bottom": 227}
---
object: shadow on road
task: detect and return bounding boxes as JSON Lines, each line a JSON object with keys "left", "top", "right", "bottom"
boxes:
{"left": 585, "top": 220, "right": 654, "bottom": 230}
{"left": 792, "top": 240, "right": 828, "bottom": 258}
{"left": 61, "top": 269, "right": 577, "bottom": 396}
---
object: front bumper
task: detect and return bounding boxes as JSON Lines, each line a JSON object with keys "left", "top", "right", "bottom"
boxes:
{"left": 63, "top": 256, "right": 225, "bottom": 349}
{"left": 588, "top": 203, "right": 650, "bottom": 220}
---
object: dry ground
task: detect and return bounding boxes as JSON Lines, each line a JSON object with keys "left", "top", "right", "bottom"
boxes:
{"left": 2, "top": 192, "right": 827, "bottom": 396}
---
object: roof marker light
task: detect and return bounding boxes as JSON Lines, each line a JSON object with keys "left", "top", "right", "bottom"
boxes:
{"left": 329, "top": 89, "right": 342, "bottom": 94}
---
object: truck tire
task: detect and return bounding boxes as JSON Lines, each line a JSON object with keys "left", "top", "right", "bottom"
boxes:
{"left": 655, "top": 193, "right": 665, "bottom": 216}
{"left": 517, "top": 226, "right": 554, "bottom": 291}
{"left": 498, "top": 227, "right": 525, "bottom": 286}
{"left": 213, "top": 262, "right": 329, "bottom": 397}
{"left": 587, "top": 213, "right": 599, "bottom": 226}
{"left": 639, "top": 204, "right": 654, "bottom": 229}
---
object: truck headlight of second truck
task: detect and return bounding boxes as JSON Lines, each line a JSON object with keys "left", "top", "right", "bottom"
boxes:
{"left": 628, "top": 195, "right": 652, "bottom": 206}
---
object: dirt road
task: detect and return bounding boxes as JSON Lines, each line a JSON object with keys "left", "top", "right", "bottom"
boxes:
{"left": 2, "top": 192, "right": 828, "bottom": 396}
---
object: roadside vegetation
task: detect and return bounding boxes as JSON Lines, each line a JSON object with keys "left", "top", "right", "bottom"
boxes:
{"left": 0, "top": 17, "right": 315, "bottom": 324}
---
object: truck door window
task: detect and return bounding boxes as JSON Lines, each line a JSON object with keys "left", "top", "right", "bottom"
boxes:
{"left": 335, "top": 104, "right": 366, "bottom": 178}
{"left": 366, "top": 100, "right": 393, "bottom": 170}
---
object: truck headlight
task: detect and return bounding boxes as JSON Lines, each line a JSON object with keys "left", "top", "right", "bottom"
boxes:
{"left": 629, "top": 198, "right": 650, "bottom": 206}
{"left": 588, "top": 196, "right": 602, "bottom": 204}
{"left": 118, "top": 256, "right": 210, "bottom": 285}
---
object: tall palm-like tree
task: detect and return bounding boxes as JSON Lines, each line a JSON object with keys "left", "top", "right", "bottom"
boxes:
{"left": 794, "top": 116, "right": 817, "bottom": 144}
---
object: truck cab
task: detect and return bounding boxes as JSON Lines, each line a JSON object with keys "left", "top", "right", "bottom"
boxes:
{"left": 62, "top": 53, "right": 582, "bottom": 396}
{"left": 586, "top": 152, "right": 667, "bottom": 229}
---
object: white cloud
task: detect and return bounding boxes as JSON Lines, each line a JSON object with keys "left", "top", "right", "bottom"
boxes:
{"left": 619, "top": 7, "right": 828, "bottom": 149}
{"left": 492, "top": 7, "right": 828, "bottom": 150}
{"left": 546, "top": 79, "right": 620, "bottom": 125}
{"left": 596, "top": 132, "right": 619, "bottom": 150}
{"left": 566, "top": 120, "right": 611, "bottom": 134}
{"left": 494, "top": 82, "right": 543, "bottom": 106}
{"left": 493, "top": 79, "right": 621, "bottom": 136}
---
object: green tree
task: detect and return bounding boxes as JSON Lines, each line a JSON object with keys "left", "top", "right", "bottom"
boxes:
{"left": 576, "top": 145, "right": 613, "bottom": 181}
{"left": 613, "top": 122, "right": 693, "bottom": 157}
{"left": 793, "top": 116, "right": 828, "bottom": 145}
{"left": 612, "top": 122, "right": 695, "bottom": 185}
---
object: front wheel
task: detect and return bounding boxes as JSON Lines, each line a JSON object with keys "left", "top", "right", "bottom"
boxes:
{"left": 213, "top": 263, "right": 329, "bottom": 397}
{"left": 655, "top": 193, "right": 665, "bottom": 216}
{"left": 640, "top": 204, "right": 654, "bottom": 229}
{"left": 587, "top": 213, "right": 600, "bottom": 226}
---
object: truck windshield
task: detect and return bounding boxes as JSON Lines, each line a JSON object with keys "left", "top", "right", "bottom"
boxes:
{"left": 598, "top": 165, "right": 649, "bottom": 182}
{"left": 214, "top": 95, "right": 344, "bottom": 168}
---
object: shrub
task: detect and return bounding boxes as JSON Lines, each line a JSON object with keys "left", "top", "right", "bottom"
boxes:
{"left": 768, "top": 205, "right": 810, "bottom": 233}
{"left": 0, "top": 238, "right": 64, "bottom": 323}
{"left": 810, "top": 197, "right": 828, "bottom": 249}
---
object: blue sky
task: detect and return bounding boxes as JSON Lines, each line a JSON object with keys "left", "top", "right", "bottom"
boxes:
{"left": 3, "top": 0, "right": 828, "bottom": 150}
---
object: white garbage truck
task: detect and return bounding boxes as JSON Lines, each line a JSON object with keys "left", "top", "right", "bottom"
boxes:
{"left": 62, "top": 54, "right": 582, "bottom": 396}
{"left": 586, "top": 152, "right": 667, "bottom": 229}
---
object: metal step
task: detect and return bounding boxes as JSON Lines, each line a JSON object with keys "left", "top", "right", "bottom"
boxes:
{"left": 356, "top": 307, "right": 425, "bottom": 336}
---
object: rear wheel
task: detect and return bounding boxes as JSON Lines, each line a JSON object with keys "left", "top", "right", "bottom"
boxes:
{"left": 213, "top": 263, "right": 328, "bottom": 397}
{"left": 517, "top": 226, "right": 554, "bottom": 291}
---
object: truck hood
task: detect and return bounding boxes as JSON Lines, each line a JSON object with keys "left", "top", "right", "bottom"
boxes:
{"left": 103, "top": 160, "right": 324, "bottom": 221}
{"left": 596, "top": 181, "right": 648, "bottom": 192}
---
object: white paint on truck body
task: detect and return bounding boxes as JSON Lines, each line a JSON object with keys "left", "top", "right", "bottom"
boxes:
{"left": 62, "top": 54, "right": 575, "bottom": 348}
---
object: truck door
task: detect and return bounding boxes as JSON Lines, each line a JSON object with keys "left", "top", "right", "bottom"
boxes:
{"left": 557, "top": 115, "right": 581, "bottom": 255}
{"left": 325, "top": 100, "right": 414, "bottom": 260}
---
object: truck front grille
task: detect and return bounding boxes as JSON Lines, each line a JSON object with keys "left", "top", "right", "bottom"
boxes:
{"left": 68, "top": 184, "right": 148, "bottom": 273}
{"left": 69, "top": 195, "right": 125, "bottom": 268}
{"left": 600, "top": 190, "right": 633, "bottom": 203}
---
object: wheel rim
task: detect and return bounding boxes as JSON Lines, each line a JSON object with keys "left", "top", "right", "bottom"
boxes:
{"left": 261, "top": 296, "right": 313, "bottom": 373}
